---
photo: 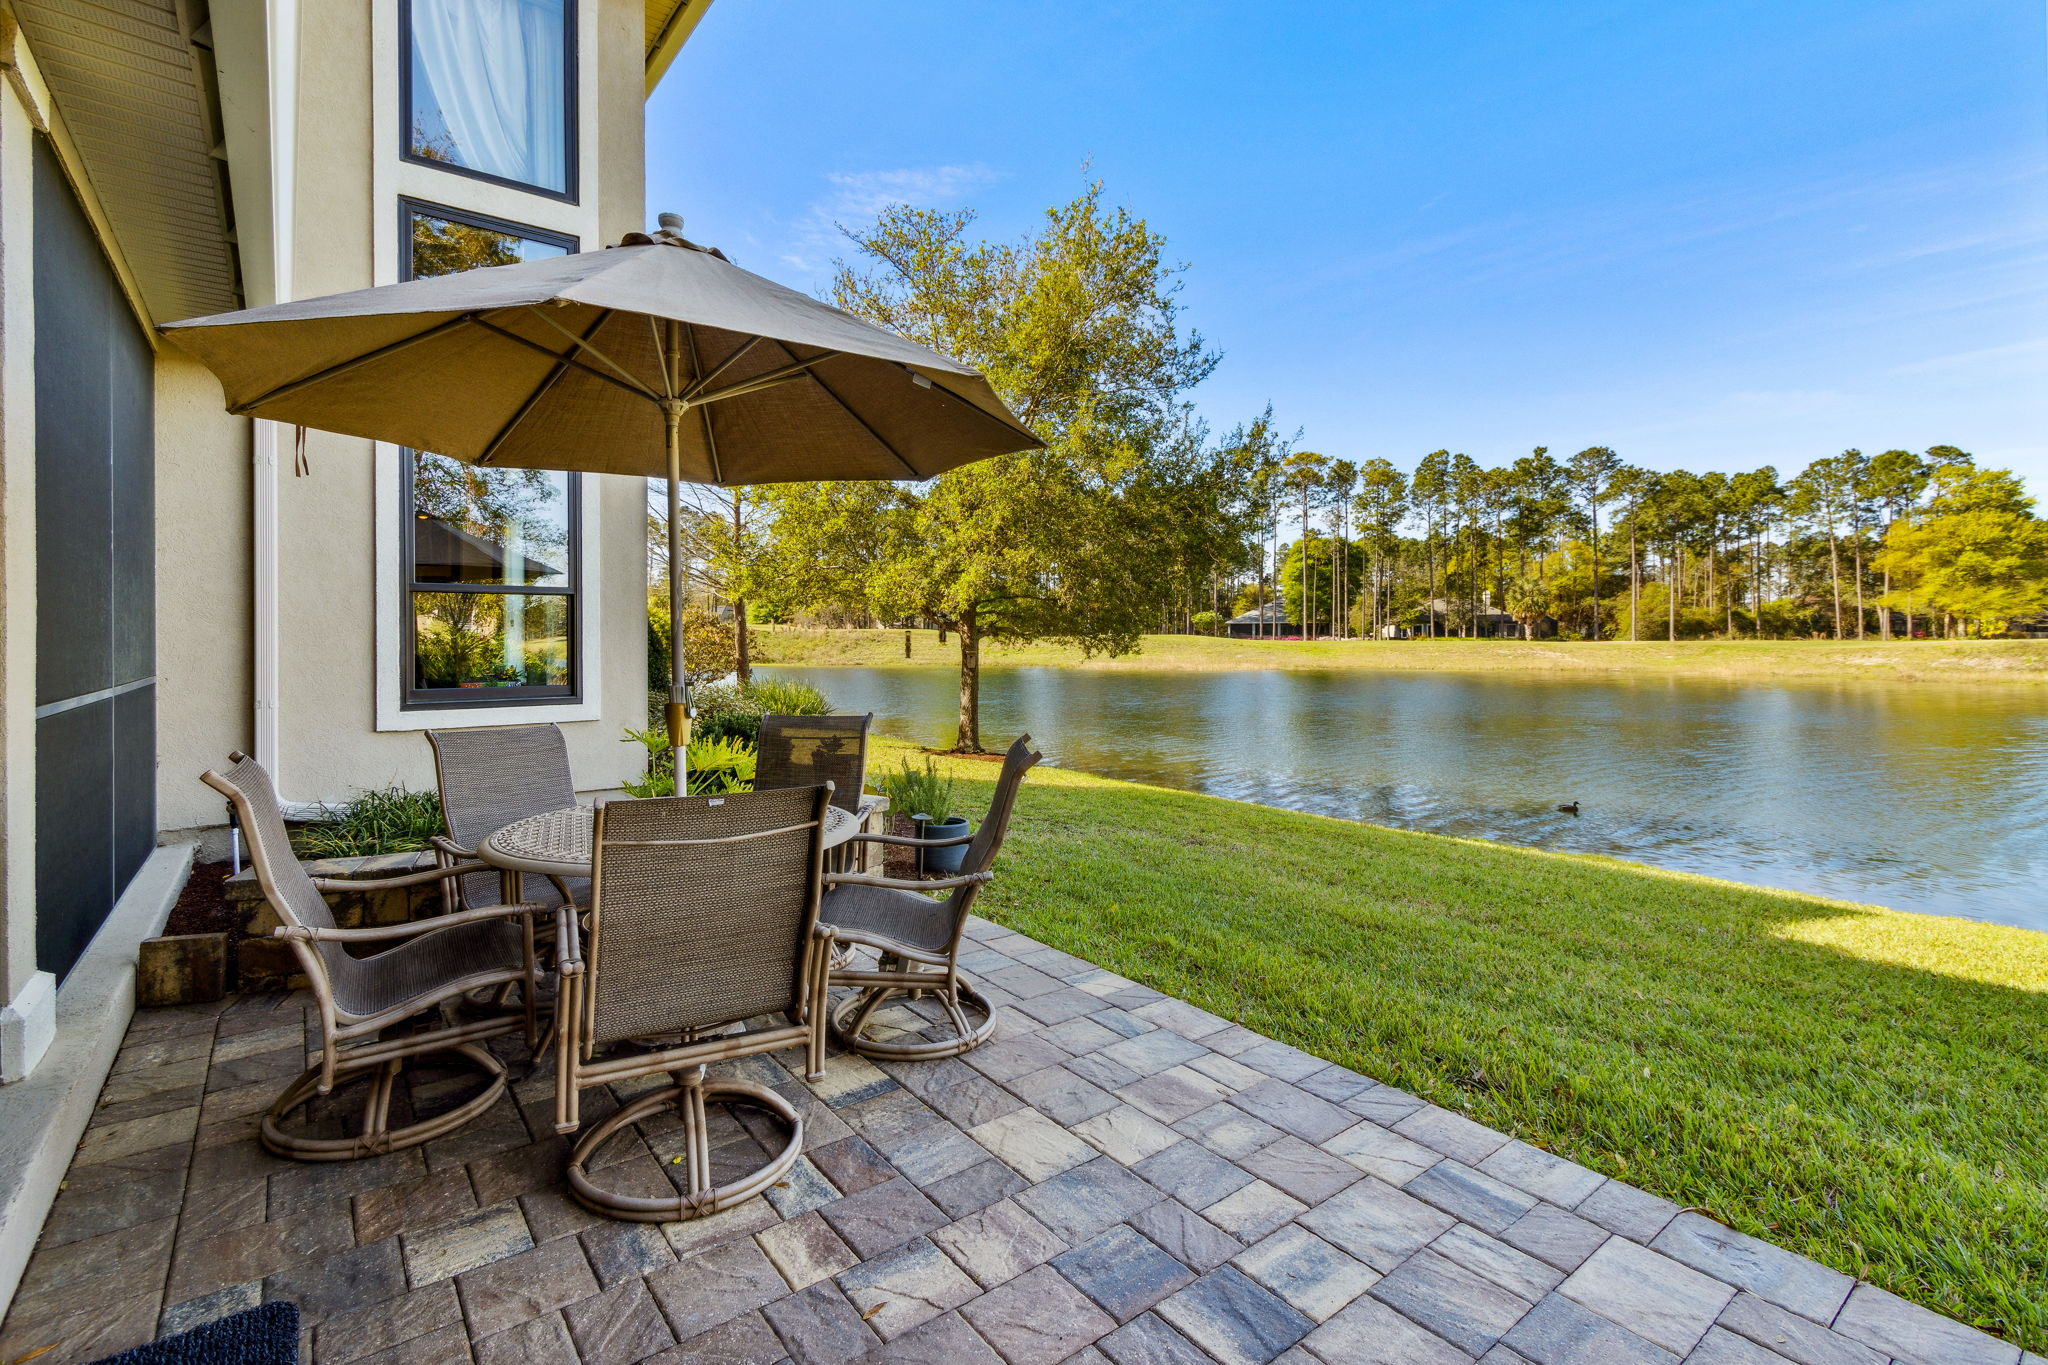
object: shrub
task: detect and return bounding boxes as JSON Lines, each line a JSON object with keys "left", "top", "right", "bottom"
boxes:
{"left": 294, "top": 786, "right": 444, "bottom": 858}
{"left": 648, "top": 599, "right": 739, "bottom": 691}
{"left": 878, "top": 756, "right": 959, "bottom": 825}
{"left": 747, "top": 677, "right": 831, "bottom": 717}
{"left": 621, "top": 729, "right": 758, "bottom": 797}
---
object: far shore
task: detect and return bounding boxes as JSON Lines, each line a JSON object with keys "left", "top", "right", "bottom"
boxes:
{"left": 751, "top": 626, "right": 2048, "bottom": 684}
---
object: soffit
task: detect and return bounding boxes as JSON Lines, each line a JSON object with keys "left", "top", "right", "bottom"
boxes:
{"left": 11, "top": 0, "right": 237, "bottom": 324}
{"left": 644, "top": 0, "right": 712, "bottom": 93}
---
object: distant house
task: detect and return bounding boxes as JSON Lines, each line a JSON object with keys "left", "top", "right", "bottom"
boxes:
{"left": 1411, "top": 595, "right": 1558, "bottom": 640}
{"left": 1226, "top": 603, "right": 1298, "bottom": 638}
{"left": 2005, "top": 613, "right": 2048, "bottom": 639}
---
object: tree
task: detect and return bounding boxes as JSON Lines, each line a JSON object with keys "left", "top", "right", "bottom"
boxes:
{"left": 770, "top": 183, "right": 1226, "bottom": 750}
{"left": 1875, "top": 462, "right": 2048, "bottom": 636}
{"left": 1727, "top": 468, "right": 1781, "bottom": 637}
{"left": 1280, "top": 451, "right": 1333, "bottom": 634}
{"left": 1787, "top": 453, "right": 1858, "bottom": 639}
{"left": 1567, "top": 446, "right": 1624, "bottom": 639}
{"left": 1324, "top": 459, "right": 1358, "bottom": 638}
{"left": 1864, "top": 449, "right": 1928, "bottom": 639}
{"left": 1505, "top": 574, "right": 1552, "bottom": 640}
{"left": 1411, "top": 450, "right": 1452, "bottom": 636}
{"left": 1353, "top": 459, "right": 1409, "bottom": 637}
{"left": 1606, "top": 466, "right": 1654, "bottom": 640}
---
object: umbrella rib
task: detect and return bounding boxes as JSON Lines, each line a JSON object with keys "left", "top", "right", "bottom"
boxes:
{"left": 476, "top": 309, "right": 616, "bottom": 465}
{"left": 798, "top": 366, "right": 923, "bottom": 480}
{"left": 689, "top": 351, "right": 841, "bottom": 407}
{"left": 678, "top": 335, "right": 762, "bottom": 404}
{"left": 472, "top": 316, "right": 662, "bottom": 403}
{"left": 684, "top": 323, "right": 725, "bottom": 484}
{"left": 232, "top": 312, "right": 480, "bottom": 413}
{"left": 516, "top": 306, "right": 665, "bottom": 401}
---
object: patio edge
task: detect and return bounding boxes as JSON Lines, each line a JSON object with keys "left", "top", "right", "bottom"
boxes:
{"left": 0, "top": 840, "right": 192, "bottom": 1319}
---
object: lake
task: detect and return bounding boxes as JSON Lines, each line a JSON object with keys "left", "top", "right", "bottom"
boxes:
{"left": 759, "top": 664, "right": 2048, "bottom": 932}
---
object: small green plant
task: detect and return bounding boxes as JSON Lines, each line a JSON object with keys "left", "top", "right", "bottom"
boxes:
{"left": 879, "top": 756, "right": 958, "bottom": 825}
{"left": 621, "top": 728, "right": 758, "bottom": 797}
{"left": 746, "top": 677, "right": 831, "bottom": 717}
{"left": 294, "top": 786, "right": 445, "bottom": 858}
{"left": 653, "top": 676, "right": 835, "bottom": 745}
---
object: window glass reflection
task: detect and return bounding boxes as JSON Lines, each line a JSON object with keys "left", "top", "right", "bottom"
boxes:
{"left": 412, "top": 592, "right": 571, "bottom": 691}
{"left": 407, "top": 0, "right": 570, "bottom": 195}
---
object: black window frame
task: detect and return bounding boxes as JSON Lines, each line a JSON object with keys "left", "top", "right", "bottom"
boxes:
{"left": 399, "top": 198, "right": 584, "bottom": 711}
{"left": 398, "top": 0, "right": 580, "bottom": 204}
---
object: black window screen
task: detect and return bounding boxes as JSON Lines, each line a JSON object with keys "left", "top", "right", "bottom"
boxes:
{"left": 33, "top": 135, "right": 156, "bottom": 981}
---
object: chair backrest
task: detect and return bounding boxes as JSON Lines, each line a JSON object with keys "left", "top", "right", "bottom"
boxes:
{"left": 200, "top": 753, "right": 364, "bottom": 1010}
{"left": 426, "top": 724, "right": 578, "bottom": 909}
{"left": 959, "top": 734, "right": 1043, "bottom": 879}
{"left": 755, "top": 713, "right": 873, "bottom": 813}
{"left": 583, "top": 785, "right": 829, "bottom": 1047}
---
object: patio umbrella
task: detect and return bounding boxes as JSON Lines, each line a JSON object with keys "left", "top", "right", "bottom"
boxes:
{"left": 163, "top": 215, "right": 1041, "bottom": 783}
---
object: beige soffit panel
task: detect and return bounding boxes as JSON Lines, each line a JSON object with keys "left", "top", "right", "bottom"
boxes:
{"left": 10, "top": 0, "right": 238, "bottom": 325}
{"left": 644, "top": 0, "right": 713, "bottom": 95}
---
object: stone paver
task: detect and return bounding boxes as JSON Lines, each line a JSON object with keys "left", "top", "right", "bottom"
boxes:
{"left": 0, "top": 919, "right": 2027, "bottom": 1365}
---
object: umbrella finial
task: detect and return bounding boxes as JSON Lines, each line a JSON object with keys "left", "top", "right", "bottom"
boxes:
{"left": 653, "top": 213, "right": 690, "bottom": 247}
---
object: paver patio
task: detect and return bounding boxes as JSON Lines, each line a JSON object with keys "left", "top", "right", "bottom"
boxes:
{"left": 1, "top": 918, "right": 2028, "bottom": 1365}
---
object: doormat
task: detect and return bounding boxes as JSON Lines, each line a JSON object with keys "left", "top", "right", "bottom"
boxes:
{"left": 88, "top": 1302, "right": 298, "bottom": 1365}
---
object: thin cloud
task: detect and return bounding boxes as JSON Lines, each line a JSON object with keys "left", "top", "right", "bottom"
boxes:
{"left": 778, "top": 163, "right": 1002, "bottom": 274}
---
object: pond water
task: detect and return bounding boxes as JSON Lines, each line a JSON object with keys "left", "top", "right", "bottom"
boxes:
{"left": 759, "top": 663, "right": 2048, "bottom": 932}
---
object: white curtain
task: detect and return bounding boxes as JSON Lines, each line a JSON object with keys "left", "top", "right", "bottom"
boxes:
{"left": 411, "top": 0, "right": 567, "bottom": 193}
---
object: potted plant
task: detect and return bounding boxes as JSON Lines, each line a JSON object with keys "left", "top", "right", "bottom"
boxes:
{"left": 880, "top": 758, "right": 969, "bottom": 875}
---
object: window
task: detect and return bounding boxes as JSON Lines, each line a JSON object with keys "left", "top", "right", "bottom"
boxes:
{"left": 402, "top": 0, "right": 576, "bottom": 200}
{"left": 400, "top": 202, "right": 581, "bottom": 708}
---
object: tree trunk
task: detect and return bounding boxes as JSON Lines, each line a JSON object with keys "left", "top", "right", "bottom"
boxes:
{"left": 955, "top": 606, "right": 982, "bottom": 753}
{"left": 1828, "top": 533, "right": 1844, "bottom": 639}
{"left": 1630, "top": 528, "right": 1639, "bottom": 641}
{"left": 735, "top": 597, "right": 751, "bottom": 684}
{"left": 731, "top": 493, "right": 752, "bottom": 685}
{"left": 1853, "top": 539, "right": 1866, "bottom": 640}
{"left": 1668, "top": 545, "right": 1678, "bottom": 642}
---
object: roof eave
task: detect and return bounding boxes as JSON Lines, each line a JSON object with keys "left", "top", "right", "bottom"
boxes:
{"left": 645, "top": 0, "right": 715, "bottom": 96}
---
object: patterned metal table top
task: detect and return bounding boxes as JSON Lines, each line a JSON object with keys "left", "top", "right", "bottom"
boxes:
{"left": 482, "top": 801, "right": 861, "bottom": 878}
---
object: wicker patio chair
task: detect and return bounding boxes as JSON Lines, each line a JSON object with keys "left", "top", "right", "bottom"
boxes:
{"left": 425, "top": 723, "right": 586, "bottom": 916}
{"left": 201, "top": 753, "right": 546, "bottom": 1161}
{"left": 756, "top": 713, "right": 875, "bottom": 814}
{"left": 553, "top": 785, "right": 837, "bottom": 1221}
{"left": 823, "top": 735, "right": 1041, "bottom": 1060}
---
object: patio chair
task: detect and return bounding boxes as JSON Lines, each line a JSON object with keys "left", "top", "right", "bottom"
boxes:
{"left": 425, "top": 723, "right": 586, "bottom": 916}
{"left": 201, "top": 754, "right": 546, "bottom": 1161}
{"left": 553, "top": 785, "right": 837, "bottom": 1221}
{"left": 755, "top": 713, "right": 876, "bottom": 815}
{"left": 823, "top": 735, "right": 1041, "bottom": 1060}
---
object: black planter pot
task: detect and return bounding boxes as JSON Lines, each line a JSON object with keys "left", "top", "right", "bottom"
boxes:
{"left": 913, "top": 816, "right": 972, "bottom": 875}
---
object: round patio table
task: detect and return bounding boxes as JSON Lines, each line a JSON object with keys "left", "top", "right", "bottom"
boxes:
{"left": 480, "top": 802, "right": 861, "bottom": 903}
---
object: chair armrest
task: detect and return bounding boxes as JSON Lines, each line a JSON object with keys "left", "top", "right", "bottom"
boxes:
{"left": 842, "top": 830, "right": 976, "bottom": 849}
{"left": 824, "top": 871, "right": 994, "bottom": 893}
{"left": 556, "top": 905, "right": 584, "bottom": 974}
{"left": 431, "top": 835, "right": 476, "bottom": 861}
{"left": 274, "top": 901, "right": 546, "bottom": 944}
{"left": 309, "top": 861, "right": 489, "bottom": 894}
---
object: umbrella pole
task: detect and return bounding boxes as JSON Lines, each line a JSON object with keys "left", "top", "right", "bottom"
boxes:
{"left": 664, "top": 402, "right": 690, "bottom": 793}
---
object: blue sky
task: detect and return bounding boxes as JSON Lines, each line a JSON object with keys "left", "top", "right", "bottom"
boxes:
{"left": 648, "top": 1, "right": 2048, "bottom": 492}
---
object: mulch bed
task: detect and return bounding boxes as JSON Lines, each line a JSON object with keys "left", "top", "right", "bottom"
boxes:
{"left": 163, "top": 860, "right": 245, "bottom": 989}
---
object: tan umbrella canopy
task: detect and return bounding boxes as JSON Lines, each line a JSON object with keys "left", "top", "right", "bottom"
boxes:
{"left": 164, "top": 216, "right": 1041, "bottom": 778}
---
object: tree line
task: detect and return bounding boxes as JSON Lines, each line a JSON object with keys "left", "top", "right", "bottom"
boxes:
{"left": 1215, "top": 441, "right": 2047, "bottom": 646}
{"left": 658, "top": 182, "right": 2048, "bottom": 751}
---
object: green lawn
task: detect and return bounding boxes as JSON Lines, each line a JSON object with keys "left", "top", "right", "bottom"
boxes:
{"left": 759, "top": 626, "right": 2048, "bottom": 684}
{"left": 877, "top": 738, "right": 2048, "bottom": 1349}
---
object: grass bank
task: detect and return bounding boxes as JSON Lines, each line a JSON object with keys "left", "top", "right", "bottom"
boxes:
{"left": 872, "top": 737, "right": 2048, "bottom": 1348}
{"left": 758, "top": 627, "right": 2048, "bottom": 684}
